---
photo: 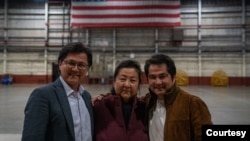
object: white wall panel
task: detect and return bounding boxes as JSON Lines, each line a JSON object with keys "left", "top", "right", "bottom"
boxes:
{"left": 201, "top": 55, "right": 242, "bottom": 77}
{"left": 246, "top": 54, "right": 250, "bottom": 77}
{"left": 7, "top": 52, "right": 44, "bottom": 60}
{"left": 0, "top": 62, "right": 3, "bottom": 74}
{"left": 7, "top": 61, "right": 45, "bottom": 75}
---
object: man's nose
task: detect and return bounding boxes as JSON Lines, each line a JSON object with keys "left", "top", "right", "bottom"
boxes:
{"left": 155, "top": 77, "right": 162, "bottom": 84}
{"left": 72, "top": 64, "right": 80, "bottom": 70}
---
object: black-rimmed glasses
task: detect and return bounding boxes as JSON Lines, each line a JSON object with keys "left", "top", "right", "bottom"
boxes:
{"left": 63, "top": 60, "right": 88, "bottom": 70}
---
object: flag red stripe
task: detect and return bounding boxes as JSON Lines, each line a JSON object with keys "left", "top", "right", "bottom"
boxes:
{"left": 71, "top": 22, "right": 181, "bottom": 28}
{"left": 72, "top": 14, "right": 180, "bottom": 18}
{"left": 102, "top": 0, "right": 179, "bottom": 1}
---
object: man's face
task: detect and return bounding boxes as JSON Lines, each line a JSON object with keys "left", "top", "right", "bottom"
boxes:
{"left": 147, "top": 64, "right": 175, "bottom": 100}
{"left": 59, "top": 53, "right": 89, "bottom": 90}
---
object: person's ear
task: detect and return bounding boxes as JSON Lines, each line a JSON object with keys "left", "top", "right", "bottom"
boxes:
{"left": 172, "top": 75, "right": 176, "bottom": 83}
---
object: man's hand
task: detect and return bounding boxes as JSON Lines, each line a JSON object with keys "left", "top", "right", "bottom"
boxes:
{"left": 91, "top": 95, "right": 104, "bottom": 106}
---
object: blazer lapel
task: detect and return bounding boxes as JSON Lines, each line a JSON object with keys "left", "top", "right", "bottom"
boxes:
{"left": 53, "top": 79, "right": 75, "bottom": 140}
{"left": 81, "top": 91, "right": 94, "bottom": 135}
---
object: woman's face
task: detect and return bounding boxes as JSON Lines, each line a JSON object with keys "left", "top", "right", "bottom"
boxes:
{"left": 113, "top": 68, "right": 140, "bottom": 103}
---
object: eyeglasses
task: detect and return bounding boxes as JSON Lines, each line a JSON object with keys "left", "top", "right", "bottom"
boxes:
{"left": 63, "top": 60, "right": 88, "bottom": 70}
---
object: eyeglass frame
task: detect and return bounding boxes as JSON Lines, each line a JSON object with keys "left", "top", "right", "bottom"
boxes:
{"left": 63, "top": 60, "right": 89, "bottom": 70}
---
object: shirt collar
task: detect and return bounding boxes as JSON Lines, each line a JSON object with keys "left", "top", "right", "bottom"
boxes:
{"left": 157, "top": 99, "right": 165, "bottom": 107}
{"left": 59, "top": 76, "right": 85, "bottom": 96}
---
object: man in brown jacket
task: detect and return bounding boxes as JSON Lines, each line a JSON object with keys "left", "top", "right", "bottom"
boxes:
{"left": 143, "top": 54, "right": 213, "bottom": 141}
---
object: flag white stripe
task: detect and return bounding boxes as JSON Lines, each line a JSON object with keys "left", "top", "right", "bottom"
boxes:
{"left": 71, "top": 17, "right": 180, "bottom": 23}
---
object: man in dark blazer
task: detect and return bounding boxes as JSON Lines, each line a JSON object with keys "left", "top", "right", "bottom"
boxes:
{"left": 21, "top": 42, "right": 94, "bottom": 141}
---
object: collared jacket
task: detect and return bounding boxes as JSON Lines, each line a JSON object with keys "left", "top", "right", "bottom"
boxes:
{"left": 21, "top": 78, "right": 94, "bottom": 141}
{"left": 93, "top": 93, "right": 149, "bottom": 141}
{"left": 144, "top": 83, "right": 213, "bottom": 141}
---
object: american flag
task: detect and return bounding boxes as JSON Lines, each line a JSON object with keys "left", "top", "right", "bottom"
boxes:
{"left": 71, "top": 0, "right": 181, "bottom": 28}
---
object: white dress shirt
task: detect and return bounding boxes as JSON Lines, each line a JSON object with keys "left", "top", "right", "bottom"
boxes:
{"left": 60, "top": 76, "right": 92, "bottom": 141}
{"left": 149, "top": 99, "right": 166, "bottom": 141}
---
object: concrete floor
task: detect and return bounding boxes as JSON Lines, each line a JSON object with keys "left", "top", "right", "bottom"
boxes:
{"left": 1, "top": 84, "right": 250, "bottom": 141}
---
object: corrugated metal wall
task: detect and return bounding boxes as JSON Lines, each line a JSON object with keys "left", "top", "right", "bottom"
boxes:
{"left": 0, "top": 0, "right": 249, "bottom": 85}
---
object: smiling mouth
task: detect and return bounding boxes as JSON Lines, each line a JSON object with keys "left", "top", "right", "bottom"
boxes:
{"left": 155, "top": 87, "right": 164, "bottom": 91}
{"left": 70, "top": 74, "right": 79, "bottom": 76}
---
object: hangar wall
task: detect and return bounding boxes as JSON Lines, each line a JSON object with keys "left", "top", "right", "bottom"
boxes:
{"left": 0, "top": 0, "right": 250, "bottom": 85}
